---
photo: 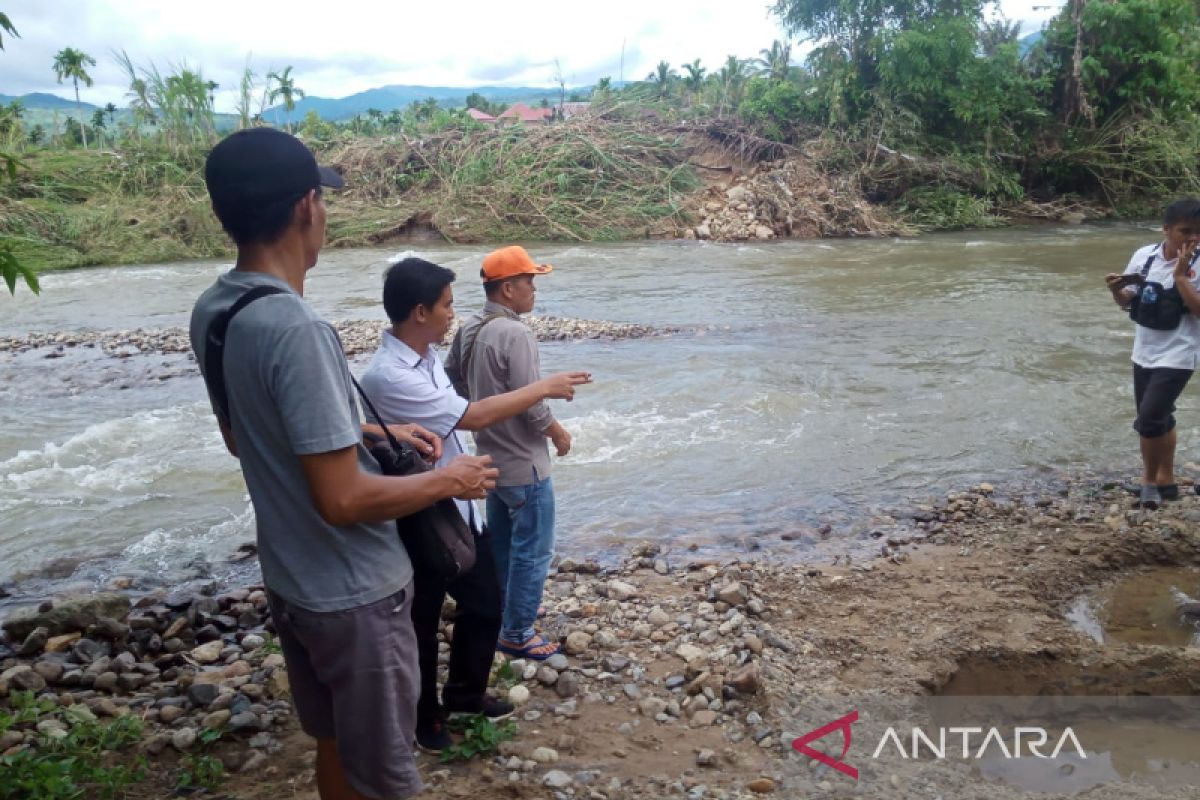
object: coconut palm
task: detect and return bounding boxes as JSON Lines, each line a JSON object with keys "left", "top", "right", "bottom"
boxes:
{"left": 980, "top": 16, "right": 1021, "bottom": 57}
{"left": 52, "top": 47, "right": 97, "bottom": 148}
{"left": 267, "top": 66, "right": 305, "bottom": 132}
{"left": 646, "top": 60, "right": 676, "bottom": 100}
{"left": 0, "top": 12, "right": 18, "bottom": 50}
{"left": 714, "top": 55, "right": 748, "bottom": 116}
{"left": 681, "top": 59, "right": 706, "bottom": 106}
{"left": 756, "top": 40, "right": 792, "bottom": 82}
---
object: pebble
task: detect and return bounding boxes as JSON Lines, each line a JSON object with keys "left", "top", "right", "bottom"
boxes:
{"left": 508, "top": 685, "right": 531, "bottom": 705}
{"left": 543, "top": 769, "right": 573, "bottom": 789}
{"left": 545, "top": 653, "right": 569, "bottom": 671}
{"left": 190, "top": 641, "right": 223, "bottom": 664}
{"left": 607, "top": 580, "right": 638, "bottom": 601}
{"left": 202, "top": 709, "right": 232, "bottom": 730}
{"left": 555, "top": 672, "right": 581, "bottom": 698}
{"left": 531, "top": 746, "right": 559, "bottom": 764}
{"left": 159, "top": 705, "right": 185, "bottom": 724}
{"left": 171, "top": 728, "right": 197, "bottom": 751}
{"left": 747, "top": 778, "right": 776, "bottom": 794}
{"left": 564, "top": 631, "right": 592, "bottom": 655}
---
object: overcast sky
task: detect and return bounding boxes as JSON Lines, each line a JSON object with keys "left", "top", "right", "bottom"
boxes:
{"left": 2, "top": 0, "right": 1066, "bottom": 111}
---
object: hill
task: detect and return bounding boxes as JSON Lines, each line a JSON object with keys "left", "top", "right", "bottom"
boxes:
{"left": 270, "top": 84, "right": 582, "bottom": 121}
{"left": 0, "top": 91, "right": 97, "bottom": 111}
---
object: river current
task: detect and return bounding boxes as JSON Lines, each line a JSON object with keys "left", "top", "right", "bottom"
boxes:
{"left": 0, "top": 224, "right": 1176, "bottom": 589}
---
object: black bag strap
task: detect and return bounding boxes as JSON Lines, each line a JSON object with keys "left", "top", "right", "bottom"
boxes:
{"left": 1139, "top": 249, "right": 1157, "bottom": 278}
{"left": 204, "top": 285, "right": 288, "bottom": 423}
{"left": 351, "top": 376, "right": 408, "bottom": 454}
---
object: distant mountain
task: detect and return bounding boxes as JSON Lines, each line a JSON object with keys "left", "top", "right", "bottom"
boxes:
{"left": 269, "top": 84, "right": 581, "bottom": 122}
{"left": 0, "top": 92, "right": 97, "bottom": 111}
{"left": 1019, "top": 31, "right": 1043, "bottom": 57}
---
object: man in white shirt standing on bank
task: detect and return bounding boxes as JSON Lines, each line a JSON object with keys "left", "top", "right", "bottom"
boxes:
{"left": 1106, "top": 198, "right": 1200, "bottom": 509}
{"left": 360, "top": 256, "right": 590, "bottom": 752}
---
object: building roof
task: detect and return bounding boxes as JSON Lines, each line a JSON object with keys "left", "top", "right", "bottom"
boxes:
{"left": 466, "top": 108, "right": 497, "bottom": 122}
{"left": 497, "top": 102, "right": 553, "bottom": 122}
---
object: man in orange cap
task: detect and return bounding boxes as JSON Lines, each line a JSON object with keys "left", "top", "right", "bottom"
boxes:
{"left": 445, "top": 246, "right": 590, "bottom": 660}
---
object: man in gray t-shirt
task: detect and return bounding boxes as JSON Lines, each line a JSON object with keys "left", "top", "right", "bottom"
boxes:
{"left": 190, "top": 128, "right": 497, "bottom": 800}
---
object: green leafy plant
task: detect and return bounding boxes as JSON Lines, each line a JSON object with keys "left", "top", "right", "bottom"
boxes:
{"left": 490, "top": 659, "right": 519, "bottom": 691}
{"left": 0, "top": 705, "right": 146, "bottom": 800}
{"left": 172, "top": 720, "right": 226, "bottom": 791}
{"left": 440, "top": 715, "right": 517, "bottom": 763}
{"left": 175, "top": 753, "right": 225, "bottom": 792}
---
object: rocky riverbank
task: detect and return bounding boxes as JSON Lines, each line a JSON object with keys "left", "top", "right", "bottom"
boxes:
{"left": 2, "top": 479, "right": 1200, "bottom": 799}
{"left": 0, "top": 316, "right": 684, "bottom": 360}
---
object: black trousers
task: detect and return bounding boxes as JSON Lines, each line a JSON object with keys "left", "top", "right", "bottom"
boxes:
{"left": 1133, "top": 364, "right": 1193, "bottom": 438}
{"left": 411, "top": 529, "right": 502, "bottom": 725}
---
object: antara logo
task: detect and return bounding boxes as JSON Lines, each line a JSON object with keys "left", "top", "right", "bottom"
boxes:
{"left": 791, "top": 711, "right": 860, "bottom": 780}
{"left": 791, "top": 711, "right": 1088, "bottom": 782}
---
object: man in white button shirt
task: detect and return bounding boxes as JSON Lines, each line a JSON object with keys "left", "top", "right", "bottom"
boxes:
{"left": 1106, "top": 198, "right": 1200, "bottom": 509}
{"left": 360, "top": 257, "right": 590, "bottom": 753}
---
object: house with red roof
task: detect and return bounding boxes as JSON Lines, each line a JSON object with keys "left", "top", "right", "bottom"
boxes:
{"left": 466, "top": 107, "right": 497, "bottom": 123}
{"left": 496, "top": 102, "right": 553, "bottom": 124}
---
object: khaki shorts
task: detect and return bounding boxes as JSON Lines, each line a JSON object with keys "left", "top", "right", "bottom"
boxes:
{"left": 269, "top": 584, "right": 423, "bottom": 799}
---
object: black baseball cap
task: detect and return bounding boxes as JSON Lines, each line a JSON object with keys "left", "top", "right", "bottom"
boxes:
{"left": 204, "top": 127, "right": 344, "bottom": 216}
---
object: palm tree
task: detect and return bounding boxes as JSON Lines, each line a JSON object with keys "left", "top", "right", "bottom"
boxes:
{"left": 756, "top": 40, "right": 792, "bottom": 82}
{"left": 0, "top": 12, "right": 18, "bottom": 50}
{"left": 681, "top": 59, "right": 706, "bottom": 106}
{"left": 647, "top": 60, "right": 676, "bottom": 100}
{"left": 52, "top": 47, "right": 97, "bottom": 148}
{"left": 205, "top": 80, "right": 219, "bottom": 109}
{"left": 714, "top": 55, "right": 748, "bottom": 116}
{"left": 980, "top": 17, "right": 1021, "bottom": 57}
{"left": 267, "top": 66, "right": 305, "bottom": 132}
{"left": 91, "top": 108, "right": 106, "bottom": 146}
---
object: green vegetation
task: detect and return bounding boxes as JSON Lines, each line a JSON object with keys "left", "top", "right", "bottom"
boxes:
{"left": 51, "top": 47, "right": 95, "bottom": 149}
{"left": 0, "top": 692, "right": 147, "bottom": 800}
{"left": 440, "top": 714, "right": 517, "bottom": 763}
{"left": 174, "top": 729, "right": 226, "bottom": 792}
{"left": 761, "top": 0, "right": 1200, "bottom": 217}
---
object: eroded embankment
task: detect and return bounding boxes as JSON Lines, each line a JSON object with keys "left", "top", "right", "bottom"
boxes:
{"left": 1, "top": 121, "right": 909, "bottom": 271}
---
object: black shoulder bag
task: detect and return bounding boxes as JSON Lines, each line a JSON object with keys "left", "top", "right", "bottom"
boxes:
{"left": 204, "top": 285, "right": 474, "bottom": 581}
{"left": 1128, "top": 250, "right": 1188, "bottom": 331}
{"left": 351, "top": 379, "right": 476, "bottom": 581}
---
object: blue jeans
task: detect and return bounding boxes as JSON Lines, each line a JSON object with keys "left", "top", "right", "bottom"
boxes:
{"left": 486, "top": 476, "right": 555, "bottom": 644}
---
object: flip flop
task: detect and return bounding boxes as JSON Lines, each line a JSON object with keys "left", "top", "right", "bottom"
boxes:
{"left": 496, "top": 633, "right": 560, "bottom": 661}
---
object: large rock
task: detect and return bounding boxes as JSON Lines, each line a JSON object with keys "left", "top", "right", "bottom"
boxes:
{"left": 3, "top": 593, "right": 131, "bottom": 641}
{"left": 726, "top": 661, "right": 761, "bottom": 695}
{"left": 16, "top": 627, "right": 50, "bottom": 656}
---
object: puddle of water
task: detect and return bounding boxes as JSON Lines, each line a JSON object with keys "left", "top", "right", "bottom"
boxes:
{"left": 977, "top": 718, "right": 1200, "bottom": 794}
{"left": 1068, "top": 567, "right": 1200, "bottom": 648}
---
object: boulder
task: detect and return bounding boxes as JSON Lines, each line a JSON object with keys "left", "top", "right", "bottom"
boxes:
{"left": 3, "top": 593, "right": 131, "bottom": 641}
{"left": 16, "top": 627, "right": 50, "bottom": 656}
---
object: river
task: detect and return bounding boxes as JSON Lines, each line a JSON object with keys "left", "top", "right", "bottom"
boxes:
{"left": 0, "top": 224, "right": 1177, "bottom": 592}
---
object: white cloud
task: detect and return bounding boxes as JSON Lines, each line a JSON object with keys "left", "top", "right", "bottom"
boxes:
{"left": 1, "top": 0, "right": 1066, "bottom": 110}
